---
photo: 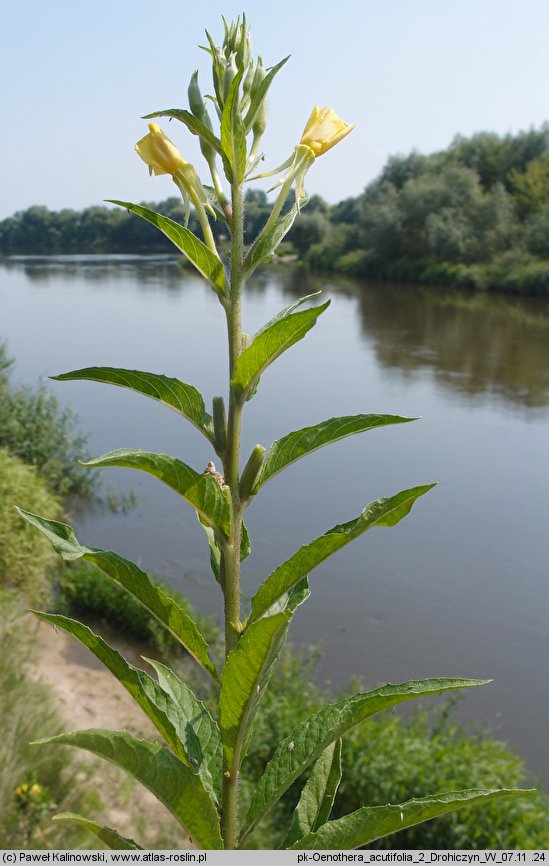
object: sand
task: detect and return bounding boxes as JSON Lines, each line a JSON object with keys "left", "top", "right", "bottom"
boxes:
{"left": 30, "top": 618, "right": 189, "bottom": 848}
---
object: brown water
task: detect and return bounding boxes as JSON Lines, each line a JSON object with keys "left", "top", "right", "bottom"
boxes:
{"left": 2, "top": 255, "right": 549, "bottom": 782}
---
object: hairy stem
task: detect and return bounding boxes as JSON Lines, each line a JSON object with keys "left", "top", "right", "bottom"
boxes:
{"left": 189, "top": 187, "right": 219, "bottom": 257}
{"left": 221, "top": 175, "right": 245, "bottom": 850}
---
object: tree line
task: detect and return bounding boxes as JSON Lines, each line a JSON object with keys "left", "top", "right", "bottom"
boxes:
{"left": 2, "top": 125, "right": 549, "bottom": 294}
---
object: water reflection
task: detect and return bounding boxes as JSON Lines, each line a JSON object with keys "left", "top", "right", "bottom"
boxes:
{"left": 243, "top": 266, "right": 549, "bottom": 411}
{"left": 3, "top": 255, "right": 549, "bottom": 410}
{"left": 1, "top": 254, "right": 186, "bottom": 295}
{"left": 352, "top": 281, "right": 549, "bottom": 410}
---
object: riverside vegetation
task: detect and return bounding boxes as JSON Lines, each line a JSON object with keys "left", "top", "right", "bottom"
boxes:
{"left": 11, "top": 16, "right": 536, "bottom": 850}
{"left": 2, "top": 126, "right": 549, "bottom": 294}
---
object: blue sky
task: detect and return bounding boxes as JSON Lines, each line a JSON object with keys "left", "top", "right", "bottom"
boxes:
{"left": 1, "top": 0, "right": 548, "bottom": 218}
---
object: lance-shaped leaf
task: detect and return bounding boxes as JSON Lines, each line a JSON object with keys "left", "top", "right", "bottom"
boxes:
{"left": 258, "top": 414, "right": 416, "bottom": 490}
{"left": 219, "top": 612, "right": 290, "bottom": 769}
{"left": 243, "top": 56, "right": 289, "bottom": 132}
{"left": 33, "top": 613, "right": 188, "bottom": 762}
{"left": 52, "top": 367, "right": 214, "bottom": 443}
{"left": 145, "top": 658, "right": 223, "bottom": 802}
{"left": 288, "top": 788, "right": 533, "bottom": 850}
{"left": 282, "top": 740, "right": 342, "bottom": 848}
{"left": 198, "top": 518, "right": 222, "bottom": 584}
{"left": 32, "top": 612, "right": 219, "bottom": 799}
{"left": 198, "top": 516, "right": 251, "bottom": 585}
{"left": 265, "top": 575, "right": 310, "bottom": 618}
{"left": 143, "top": 108, "right": 222, "bottom": 154}
{"left": 16, "top": 510, "right": 218, "bottom": 681}
{"left": 52, "top": 813, "right": 142, "bottom": 850}
{"left": 107, "top": 202, "right": 225, "bottom": 295}
{"left": 34, "top": 729, "right": 223, "bottom": 850}
{"left": 243, "top": 205, "right": 299, "bottom": 276}
{"left": 241, "top": 677, "right": 490, "bottom": 841}
{"left": 255, "top": 292, "right": 322, "bottom": 337}
{"left": 250, "top": 485, "right": 434, "bottom": 623}
{"left": 82, "top": 449, "right": 231, "bottom": 536}
{"left": 221, "top": 68, "right": 247, "bottom": 182}
{"left": 232, "top": 301, "right": 330, "bottom": 396}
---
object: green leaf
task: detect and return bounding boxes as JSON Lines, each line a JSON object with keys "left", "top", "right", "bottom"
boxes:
{"left": 232, "top": 301, "right": 330, "bottom": 396}
{"left": 142, "top": 108, "right": 222, "bottom": 154}
{"left": 282, "top": 740, "right": 342, "bottom": 848}
{"left": 107, "top": 201, "right": 225, "bottom": 295}
{"left": 241, "top": 520, "right": 252, "bottom": 561}
{"left": 258, "top": 414, "right": 416, "bottom": 490}
{"left": 241, "top": 677, "right": 491, "bottom": 841}
{"left": 82, "top": 449, "right": 231, "bottom": 535}
{"left": 145, "top": 658, "right": 223, "bottom": 802}
{"left": 221, "top": 68, "right": 247, "bottom": 182}
{"left": 52, "top": 367, "right": 214, "bottom": 443}
{"left": 197, "top": 517, "right": 250, "bottom": 585}
{"left": 52, "top": 813, "right": 142, "bottom": 849}
{"left": 219, "top": 612, "right": 290, "bottom": 769}
{"left": 16, "top": 510, "right": 218, "bottom": 681}
{"left": 243, "top": 205, "right": 299, "bottom": 276}
{"left": 32, "top": 613, "right": 187, "bottom": 760}
{"left": 32, "top": 611, "right": 220, "bottom": 801}
{"left": 255, "top": 292, "right": 322, "bottom": 337}
{"left": 264, "top": 575, "right": 310, "bottom": 617}
{"left": 243, "top": 56, "right": 289, "bottom": 133}
{"left": 35, "top": 729, "right": 223, "bottom": 850}
{"left": 288, "top": 788, "right": 533, "bottom": 849}
{"left": 250, "top": 485, "right": 435, "bottom": 623}
{"left": 198, "top": 516, "right": 222, "bottom": 584}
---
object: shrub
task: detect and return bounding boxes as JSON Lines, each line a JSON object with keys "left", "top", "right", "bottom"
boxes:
{"left": 0, "top": 343, "right": 93, "bottom": 498}
{"left": 55, "top": 560, "right": 219, "bottom": 655}
{"left": 0, "top": 449, "right": 63, "bottom": 605}
{"left": 336, "top": 703, "right": 549, "bottom": 849}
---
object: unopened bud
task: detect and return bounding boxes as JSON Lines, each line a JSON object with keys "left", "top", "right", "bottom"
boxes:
{"left": 188, "top": 71, "right": 216, "bottom": 164}
{"left": 212, "top": 396, "right": 227, "bottom": 454}
{"left": 239, "top": 444, "right": 266, "bottom": 501}
{"left": 223, "top": 53, "right": 239, "bottom": 101}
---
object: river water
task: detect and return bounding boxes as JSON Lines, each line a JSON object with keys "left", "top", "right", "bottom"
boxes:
{"left": 2, "top": 255, "right": 549, "bottom": 782}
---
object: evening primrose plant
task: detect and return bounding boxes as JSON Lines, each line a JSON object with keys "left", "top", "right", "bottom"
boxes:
{"left": 18, "top": 17, "right": 530, "bottom": 851}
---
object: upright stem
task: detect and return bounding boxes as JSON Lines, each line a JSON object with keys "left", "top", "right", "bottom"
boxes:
{"left": 221, "top": 175, "right": 245, "bottom": 850}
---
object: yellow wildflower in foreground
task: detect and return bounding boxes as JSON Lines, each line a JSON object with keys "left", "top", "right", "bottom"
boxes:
{"left": 30, "top": 783, "right": 43, "bottom": 796}
{"left": 135, "top": 123, "right": 187, "bottom": 176}
{"left": 299, "top": 106, "right": 355, "bottom": 157}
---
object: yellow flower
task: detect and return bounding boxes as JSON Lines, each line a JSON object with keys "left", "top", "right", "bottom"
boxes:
{"left": 30, "top": 784, "right": 43, "bottom": 796}
{"left": 299, "top": 106, "right": 355, "bottom": 157}
{"left": 135, "top": 123, "right": 187, "bottom": 176}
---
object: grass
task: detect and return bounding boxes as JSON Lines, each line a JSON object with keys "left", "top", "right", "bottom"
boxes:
{"left": 0, "top": 590, "right": 100, "bottom": 849}
{"left": 0, "top": 448, "right": 63, "bottom": 605}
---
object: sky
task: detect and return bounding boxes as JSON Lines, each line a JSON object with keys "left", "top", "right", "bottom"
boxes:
{"left": 1, "top": 0, "right": 548, "bottom": 219}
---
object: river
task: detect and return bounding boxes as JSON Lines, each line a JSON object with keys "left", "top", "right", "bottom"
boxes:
{"left": 2, "top": 255, "right": 548, "bottom": 782}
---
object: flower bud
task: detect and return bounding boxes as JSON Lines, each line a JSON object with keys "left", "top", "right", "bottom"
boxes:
{"left": 212, "top": 396, "right": 227, "bottom": 454}
{"left": 135, "top": 123, "right": 187, "bottom": 176}
{"left": 251, "top": 57, "right": 268, "bottom": 139}
{"left": 223, "top": 52, "right": 239, "bottom": 101}
{"left": 188, "top": 71, "right": 217, "bottom": 165}
{"left": 188, "top": 72, "right": 209, "bottom": 125}
{"left": 239, "top": 444, "right": 266, "bottom": 501}
{"left": 299, "top": 106, "right": 355, "bottom": 158}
